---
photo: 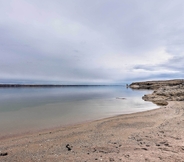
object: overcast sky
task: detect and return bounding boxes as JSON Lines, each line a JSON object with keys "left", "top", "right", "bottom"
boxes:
{"left": 0, "top": 0, "right": 184, "bottom": 84}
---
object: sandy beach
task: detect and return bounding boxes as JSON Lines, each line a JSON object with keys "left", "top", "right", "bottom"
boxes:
{"left": 1, "top": 80, "right": 184, "bottom": 161}
{"left": 0, "top": 101, "right": 184, "bottom": 161}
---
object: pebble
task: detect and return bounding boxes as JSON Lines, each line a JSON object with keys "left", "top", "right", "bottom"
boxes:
{"left": 0, "top": 152, "right": 8, "bottom": 156}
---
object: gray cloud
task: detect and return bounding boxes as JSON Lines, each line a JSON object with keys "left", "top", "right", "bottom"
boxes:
{"left": 0, "top": 0, "right": 184, "bottom": 84}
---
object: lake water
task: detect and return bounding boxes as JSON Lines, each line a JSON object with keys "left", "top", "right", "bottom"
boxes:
{"left": 0, "top": 86, "right": 157, "bottom": 137}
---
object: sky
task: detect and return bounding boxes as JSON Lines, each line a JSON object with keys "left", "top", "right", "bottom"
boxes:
{"left": 0, "top": 0, "right": 184, "bottom": 85}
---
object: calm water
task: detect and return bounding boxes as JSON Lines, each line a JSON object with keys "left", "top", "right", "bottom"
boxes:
{"left": 0, "top": 86, "right": 157, "bottom": 136}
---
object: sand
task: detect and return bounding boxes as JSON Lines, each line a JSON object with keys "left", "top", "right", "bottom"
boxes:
{"left": 0, "top": 101, "right": 184, "bottom": 161}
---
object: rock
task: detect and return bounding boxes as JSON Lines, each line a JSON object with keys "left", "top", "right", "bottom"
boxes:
{"left": 142, "top": 84, "right": 184, "bottom": 103}
{"left": 129, "top": 79, "right": 184, "bottom": 90}
{"left": 0, "top": 152, "right": 8, "bottom": 156}
{"left": 130, "top": 85, "right": 140, "bottom": 89}
{"left": 130, "top": 79, "right": 184, "bottom": 104}
{"left": 66, "top": 144, "right": 72, "bottom": 151}
{"left": 153, "top": 100, "right": 168, "bottom": 106}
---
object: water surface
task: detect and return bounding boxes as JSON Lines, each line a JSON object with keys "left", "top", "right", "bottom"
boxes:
{"left": 0, "top": 86, "right": 156, "bottom": 136}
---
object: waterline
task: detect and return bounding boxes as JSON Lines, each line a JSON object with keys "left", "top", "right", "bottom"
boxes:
{"left": 0, "top": 86, "right": 156, "bottom": 136}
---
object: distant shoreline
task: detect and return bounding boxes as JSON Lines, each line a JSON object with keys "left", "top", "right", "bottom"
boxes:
{"left": 0, "top": 84, "right": 123, "bottom": 88}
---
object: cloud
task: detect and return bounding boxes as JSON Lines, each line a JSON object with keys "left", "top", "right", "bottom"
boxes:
{"left": 0, "top": 0, "right": 184, "bottom": 84}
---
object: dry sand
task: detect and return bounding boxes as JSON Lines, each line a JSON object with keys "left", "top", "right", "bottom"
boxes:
{"left": 1, "top": 101, "right": 184, "bottom": 161}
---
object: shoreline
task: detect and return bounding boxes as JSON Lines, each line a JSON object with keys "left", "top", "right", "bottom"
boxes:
{"left": 1, "top": 80, "right": 184, "bottom": 161}
{"left": 1, "top": 101, "right": 183, "bottom": 161}
{"left": 0, "top": 104, "right": 158, "bottom": 141}
{"left": 0, "top": 95, "right": 157, "bottom": 140}
{"left": 0, "top": 84, "right": 123, "bottom": 88}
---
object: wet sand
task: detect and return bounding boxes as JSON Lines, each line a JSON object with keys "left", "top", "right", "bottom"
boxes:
{"left": 1, "top": 101, "right": 184, "bottom": 161}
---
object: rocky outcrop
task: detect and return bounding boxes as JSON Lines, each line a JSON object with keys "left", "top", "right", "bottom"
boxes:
{"left": 129, "top": 79, "right": 184, "bottom": 90}
{"left": 142, "top": 84, "right": 184, "bottom": 104}
{"left": 130, "top": 79, "right": 184, "bottom": 106}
